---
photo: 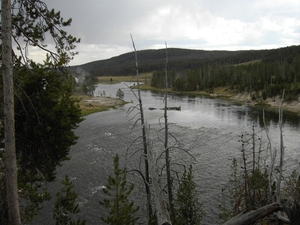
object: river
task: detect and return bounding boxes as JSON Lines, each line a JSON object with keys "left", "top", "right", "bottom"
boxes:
{"left": 32, "top": 82, "right": 300, "bottom": 225}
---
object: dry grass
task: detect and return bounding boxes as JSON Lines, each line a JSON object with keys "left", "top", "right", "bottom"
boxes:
{"left": 97, "top": 72, "right": 153, "bottom": 84}
{"left": 212, "top": 87, "right": 232, "bottom": 97}
{"left": 72, "top": 94, "right": 127, "bottom": 116}
{"left": 234, "top": 59, "right": 262, "bottom": 66}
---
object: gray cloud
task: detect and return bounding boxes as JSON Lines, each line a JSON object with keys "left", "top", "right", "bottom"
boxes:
{"left": 31, "top": 0, "right": 300, "bottom": 65}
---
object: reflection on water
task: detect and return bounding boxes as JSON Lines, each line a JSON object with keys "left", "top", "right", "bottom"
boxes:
{"left": 94, "top": 81, "right": 299, "bottom": 126}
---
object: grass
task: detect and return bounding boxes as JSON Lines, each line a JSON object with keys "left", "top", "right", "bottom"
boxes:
{"left": 234, "top": 59, "right": 262, "bottom": 66}
{"left": 80, "top": 106, "right": 112, "bottom": 117}
{"left": 71, "top": 94, "right": 127, "bottom": 116}
{"left": 97, "top": 72, "right": 153, "bottom": 84}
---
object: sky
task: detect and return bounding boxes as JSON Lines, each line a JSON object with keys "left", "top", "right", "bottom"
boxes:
{"left": 30, "top": 0, "right": 300, "bottom": 66}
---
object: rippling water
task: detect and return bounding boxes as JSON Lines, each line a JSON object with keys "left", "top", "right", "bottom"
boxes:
{"left": 31, "top": 83, "right": 300, "bottom": 225}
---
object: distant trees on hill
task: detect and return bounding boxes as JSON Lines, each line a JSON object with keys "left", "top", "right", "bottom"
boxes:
{"left": 73, "top": 45, "right": 300, "bottom": 79}
{"left": 151, "top": 46, "right": 300, "bottom": 100}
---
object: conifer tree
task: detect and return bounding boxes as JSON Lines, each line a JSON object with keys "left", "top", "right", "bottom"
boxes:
{"left": 116, "top": 88, "right": 124, "bottom": 100}
{"left": 99, "top": 154, "right": 139, "bottom": 225}
{"left": 53, "top": 175, "right": 86, "bottom": 225}
{"left": 174, "top": 165, "right": 205, "bottom": 225}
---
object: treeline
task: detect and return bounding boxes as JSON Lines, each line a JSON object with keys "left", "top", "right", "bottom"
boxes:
{"left": 151, "top": 45, "right": 300, "bottom": 100}
{"left": 72, "top": 48, "right": 242, "bottom": 76}
{"left": 72, "top": 45, "right": 300, "bottom": 79}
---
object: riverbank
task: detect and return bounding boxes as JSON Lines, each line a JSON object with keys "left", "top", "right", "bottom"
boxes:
{"left": 138, "top": 85, "right": 300, "bottom": 114}
{"left": 95, "top": 74, "right": 300, "bottom": 114}
{"left": 229, "top": 92, "right": 300, "bottom": 114}
{"left": 73, "top": 95, "right": 128, "bottom": 116}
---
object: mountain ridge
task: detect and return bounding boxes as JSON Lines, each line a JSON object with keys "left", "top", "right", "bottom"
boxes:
{"left": 70, "top": 45, "right": 300, "bottom": 76}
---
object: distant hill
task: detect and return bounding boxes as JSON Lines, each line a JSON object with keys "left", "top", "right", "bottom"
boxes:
{"left": 70, "top": 45, "right": 300, "bottom": 76}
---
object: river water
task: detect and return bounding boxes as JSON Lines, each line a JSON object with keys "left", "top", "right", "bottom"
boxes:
{"left": 32, "top": 82, "right": 300, "bottom": 225}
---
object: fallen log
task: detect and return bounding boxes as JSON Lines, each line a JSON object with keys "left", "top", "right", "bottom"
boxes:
{"left": 222, "top": 203, "right": 282, "bottom": 225}
{"left": 149, "top": 106, "right": 181, "bottom": 111}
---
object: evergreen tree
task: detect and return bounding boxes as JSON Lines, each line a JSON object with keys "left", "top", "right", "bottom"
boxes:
{"left": 99, "top": 154, "right": 139, "bottom": 225}
{"left": 116, "top": 88, "right": 124, "bottom": 100}
{"left": 0, "top": 1, "right": 80, "bottom": 223}
{"left": 0, "top": 60, "right": 83, "bottom": 224}
{"left": 174, "top": 165, "right": 205, "bottom": 225}
{"left": 12, "top": 61, "right": 83, "bottom": 182}
{"left": 53, "top": 175, "right": 86, "bottom": 225}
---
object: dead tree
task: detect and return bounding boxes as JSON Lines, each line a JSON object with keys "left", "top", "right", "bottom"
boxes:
{"left": 163, "top": 42, "right": 174, "bottom": 219}
{"left": 129, "top": 35, "right": 154, "bottom": 223}
{"left": 148, "top": 140, "right": 172, "bottom": 225}
{"left": 2, "top": 0, "right": 21, "bottom": 224}
{"left": 263, "top": 109, "right": 276, "bottom": 203}
{"left": 276, "top": 90, "right": 290, "bottom": 224}
{"left": 222, "top": 203, "right": 281, "bottom": 225}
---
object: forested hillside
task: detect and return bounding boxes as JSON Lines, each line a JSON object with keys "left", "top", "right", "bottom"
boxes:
{"left": 151, "top": 45, "right": 300, "bottom": 100}
{"left": 71, "top": 45, "right": 300, "bottom": 77}
{"left": 71, "top": 45, "right": 300, "bottom": 99}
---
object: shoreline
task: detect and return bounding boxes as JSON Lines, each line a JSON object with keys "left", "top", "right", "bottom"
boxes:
{"left": 74, "top": 95, "right": 127, "bottom": 116}
{"left": 229, "top": 92, "right": 300, "bottom": 114}
{"left": 137, "top": 84, "right": 300, "bottom": 114}
{"left": 76, "top": 90, "right": 300, "bottom": 116}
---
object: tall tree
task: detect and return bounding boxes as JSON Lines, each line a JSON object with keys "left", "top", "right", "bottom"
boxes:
{"left": 53, "top": 175, "right": 86, "bottom": 225}
{"left": 1, "top": 0, "right": 21, "bottom": 224}
{"left": 14, "top": 62, "right": 82, "bottom": 182}
{"left": 129, "top": 34, "right": 154, "bottom": 223}
{"left": 10, "top": 0, "right": 80, "bottom": 66}
{"left": 164, "top": 42, "right": 174, "bottom": 219}
{"left": 1, "top": 1, "right": 80, "bottom": 224}
{"left": 174, "top": 165, "right": 204, "bottom": 225}
{"left": 99, "top": 154, "right": 139, "bottom": 225}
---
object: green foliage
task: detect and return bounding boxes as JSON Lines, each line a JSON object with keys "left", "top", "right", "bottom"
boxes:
{"left": 10, "top": 0, "right": 80, "bottom": 65}
{"left": 1, "top": 1, "right": 82, "bottom": 223}
{"left": 99, "top": 154, "right": 139, "bottom": 225}
{"left": 81, "top": 75, "right": 98, "bottom": 95}
{"left": 218, "top": 127, "right": 274, "bottom": 224}
{"left": 173, "top": 77, "right": 186, "bottom": 91}
{"left": 283, "top": 170, "right": 300, "bottom": 223}
{"left": 18, "top": 181, "right": 51, "bottom": 224}
{"left": 218, "top": 158, "right": 241, "bottom": 223}
{"left": 78, "top": 46, "right": 300, "bottom": 77}
{"left": 151, "top": 70, "right": 175, "bottom": 89}
{"left": 53, "top": 175, "right": 86, "bottom": 225}
{"left": 174, "top": 165, "right": 205, "bottom": 225}
{"left": 0, "top": 62, "right": 83, "bottom": 224}
{"left": 116, "top": 88, "right": 124, "bottom": 100}
{"left": 284, "top": 170, "right": 300, "bottom": 204}
{"left": 12, "top": 62, "right": 83, "bottom": 181}
{"left": 149, "top": 46, "right": 300, "bottom": 100}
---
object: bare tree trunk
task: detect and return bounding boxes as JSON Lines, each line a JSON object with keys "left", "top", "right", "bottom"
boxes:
{"left": 263, "top": 109, "right": 275, "bottom": 202}
{"left": 276, "top": 90, "right": 290, "bottom": 223}
{"left": 277, "top": 90, "right": 284, "bottom": 205}
{"left": 2, "top": 0, "right": 21, "bottom": 224}
{"left": 222, "top": 203, "right": 281, "bottom": 225}
{"left": 130, "top": 35, "right": 153, "bottom": 224}
{"left": 164, "top": 42, "right": 174, "bottom": 219}
{"left": 251, "top": 123, "right": 256, "bottom": 206}
{"left": 252, "top": 122, "right": 255, "bottom": 172}
{"left": 148, "top": 141, "right": 172, "bottom": 225}
{"left": 241, "top": 135, "right": 250, "bottom": 209}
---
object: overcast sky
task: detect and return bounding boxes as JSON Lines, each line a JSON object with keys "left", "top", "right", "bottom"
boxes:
{"left": 31, "top": 0, "right": 300, "bottom": 66}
